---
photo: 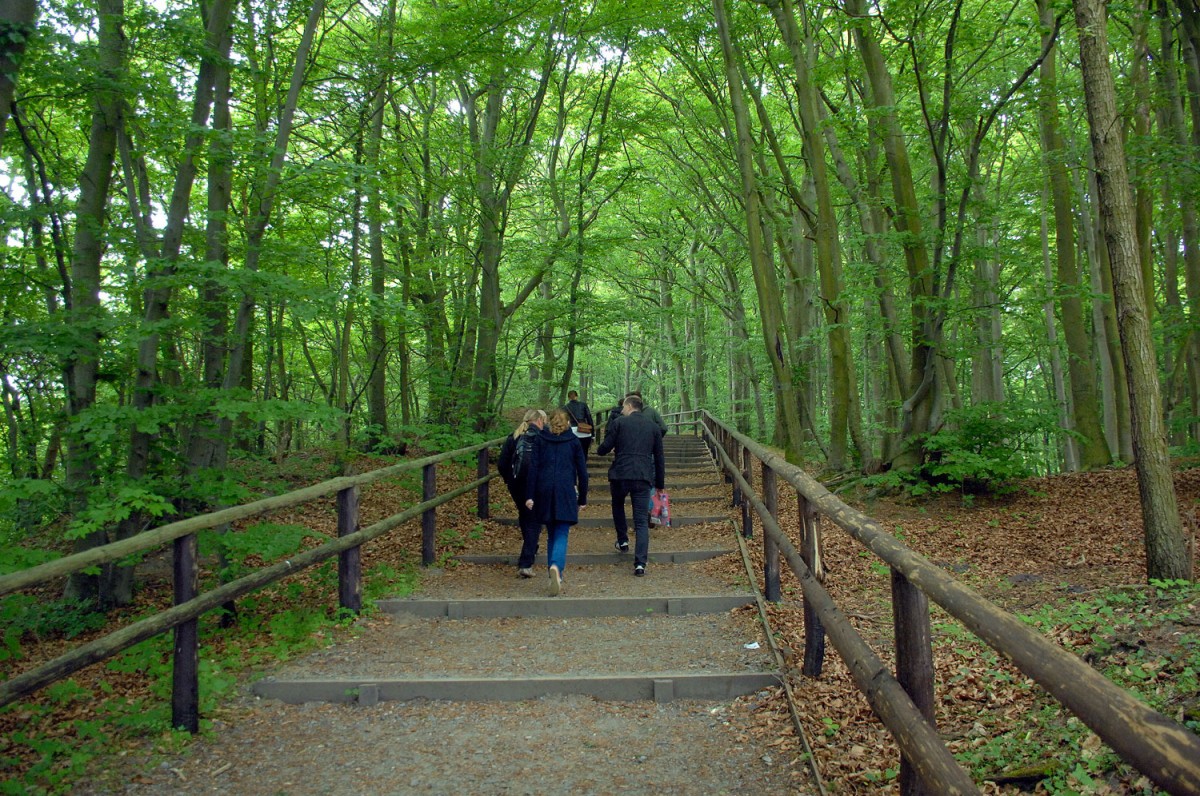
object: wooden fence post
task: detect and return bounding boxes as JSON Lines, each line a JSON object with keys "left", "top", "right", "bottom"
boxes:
{"left": 337, "top": 485, "right": 361, "bottom": 613}
{"left": 798, "top": 492, "right": 826, "bottom": 677}
{"left": 761, "top": 463, "right": 780, "bottom": 601}
{"left": 893, "top": 569, "right": 936, "bottom": 796}
{"left": 171, "top": 533, "right": 199, "bottom": 733}
{"left": 476, "top": 448, "right": 490, "bottom": 519}
{"left": 728, "top": 428, "right": 741, "bottom": 507}
{"left": 741, "top": 445, "right": 752, "bottom": 538}
{"left": 422, "top": 462, "right": 437, "bottom": 566}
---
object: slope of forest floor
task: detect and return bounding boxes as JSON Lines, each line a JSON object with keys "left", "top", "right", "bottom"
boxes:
{"left": 2, "top": 452, "right": 1199, "bottom": 794}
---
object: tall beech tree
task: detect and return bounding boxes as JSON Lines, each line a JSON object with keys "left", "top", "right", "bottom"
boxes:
{"left": 1075, "top": 0, "right": 1192, "bottom": 580}
{"left": 62, "top": 0, "right": 126, "bottom": 603}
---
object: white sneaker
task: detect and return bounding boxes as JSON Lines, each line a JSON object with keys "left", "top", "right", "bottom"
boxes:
{"left": 518, "top": 567, "right": 533, "bottom": 578}
{"left": 548, "top": 565, "right": 561, "bottom": 596}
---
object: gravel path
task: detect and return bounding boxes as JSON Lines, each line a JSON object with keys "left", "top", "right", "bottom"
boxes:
{"left": 101, "top": 694, "right": 807, "bottom": 795}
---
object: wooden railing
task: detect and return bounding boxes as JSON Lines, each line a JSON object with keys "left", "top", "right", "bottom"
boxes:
{"left": 0, "top": 438, "right": 505, "bottom": 731}
{"left": 700, "top": 411, "right": 1200, "bottom": 796}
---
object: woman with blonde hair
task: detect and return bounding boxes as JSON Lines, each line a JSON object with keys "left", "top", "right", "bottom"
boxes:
{"left": 524, "top": 408, "right": 588, "bottom": 595}
{"left": 499, "top": 408, "right": 546, "bottom": 577}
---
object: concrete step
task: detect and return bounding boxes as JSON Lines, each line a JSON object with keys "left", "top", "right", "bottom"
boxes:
{"left": 252, "top": 672, "right": 779, "bottom": 705}
{"left": 494, "top": 514, "right": 726, "bottom": 528}
{"left": 251, "top": 603, "right": 777, "bottom": 705}
{"left": 453, "top": 548, "right": 735, "bottom": 566}
{"left": 375, "top": 593, "right": 755, "bottom": 619}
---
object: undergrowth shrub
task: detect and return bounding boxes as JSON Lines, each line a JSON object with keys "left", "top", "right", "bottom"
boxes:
{"left": 866, "top": 400, "right": 1065, "bottom": 497}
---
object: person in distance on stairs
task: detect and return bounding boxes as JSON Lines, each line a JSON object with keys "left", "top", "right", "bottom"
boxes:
{"left": 595, "top": 394, "right": 665, "bottom": 577}
{"left": 625, "top": 390, "right": 668, "bottom": 438}
{"left": 499, "top": 409, "right": 546, "bottom": 579}
{"left": 563, "top": 389, "right": 595, "bottom": 457}
{"left": 525, "top": 408, "right": 588, "bottom": 596}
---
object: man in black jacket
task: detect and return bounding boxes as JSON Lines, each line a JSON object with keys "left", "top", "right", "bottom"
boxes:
{"left": 563, "top": 389, "right": 594, "bottom": 457}
{"left": 595, "top": 394, "right": 665, "bottom": 576}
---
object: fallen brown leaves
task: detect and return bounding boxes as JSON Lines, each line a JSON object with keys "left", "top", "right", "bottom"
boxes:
{"left": 715, "top": 464, "right": 1200, "bottom": 794}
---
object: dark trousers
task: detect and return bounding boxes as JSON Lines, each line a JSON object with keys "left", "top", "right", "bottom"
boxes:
{"left": 610, "top": 478, "right": 651, "bottom": 567}
{"left": 509, "top": 485, "right": 542, "bottom": 569}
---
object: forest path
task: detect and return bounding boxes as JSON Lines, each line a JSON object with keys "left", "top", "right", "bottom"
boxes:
{"left": 102, "top": 435, "right": 814, "bottom": 795}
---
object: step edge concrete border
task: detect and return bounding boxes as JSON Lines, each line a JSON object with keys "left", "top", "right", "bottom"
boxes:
{"left": 251, "top": 672, "right": 781, "bottom": 704}
{"left": 375, "top": 593, "right": 756, "bottom": 618}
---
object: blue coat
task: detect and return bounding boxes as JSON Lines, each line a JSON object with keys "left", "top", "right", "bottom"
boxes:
{"left": 525, "top": 427, "right": 588, "bottom": 524}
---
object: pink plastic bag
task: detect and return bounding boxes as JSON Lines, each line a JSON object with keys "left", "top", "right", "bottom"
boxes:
{"left": 650, "top": 489, "right": 671, "bottom": 527}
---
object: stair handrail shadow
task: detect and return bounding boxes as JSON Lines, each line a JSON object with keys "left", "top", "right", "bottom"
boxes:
{"left": 0, "top": 436, "right": 507, "bottom": 731}
{"left": 701, "top": 410, "right": 1200, "bottom": 796}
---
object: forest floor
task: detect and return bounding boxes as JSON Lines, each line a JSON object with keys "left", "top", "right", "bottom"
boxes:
{"left": 3, "top": 451, "right": 1200, "bottom": 794}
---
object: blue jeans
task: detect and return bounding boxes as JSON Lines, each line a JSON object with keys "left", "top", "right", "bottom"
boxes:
{"left": 547, "top": 522, "right": 571, "bottom": 573}
{"left": 610, "top": 479, "right": 651, "bottom": 567}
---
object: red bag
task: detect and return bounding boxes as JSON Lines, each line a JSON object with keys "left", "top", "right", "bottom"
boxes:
{"left": 650, "top": 489, "right": 671, "bottom": 527}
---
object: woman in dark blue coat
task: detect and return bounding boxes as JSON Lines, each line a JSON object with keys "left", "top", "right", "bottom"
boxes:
{"left": 524, "top": 408, "right": 588, "bottom": 596}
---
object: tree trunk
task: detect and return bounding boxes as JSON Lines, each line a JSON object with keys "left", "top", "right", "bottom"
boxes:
{"left": 213, "top": 0, "right": 325, "bottom": 460}
{"left": 63, "top": 0, "right": 126, "bottom": 603}
{"left": 766, "top": 0, "right": 868, "bottom": 471}
{"left": 1074, "top": 0, "right": 1192, "bottom": 580}
{"left": 1040, "top": 183, "right": 1076, "bottom": 471}
{"left": 1161, "top": 0, "right": 1200, "bottom": 446}
{"left": 844, "top": 0, "right": 936, "bottom": 472}
{"left": 1037, "top": 0, "right": 1111, "bottom": 469}
{"left": 0, "top": 0, "right": 36, "bottom": 149}
{"left": 365, "top": 0, "right": 396, "bottom": 448}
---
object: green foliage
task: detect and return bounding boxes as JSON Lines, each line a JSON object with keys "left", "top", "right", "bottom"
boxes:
{"left": 199, "top": 522, "right": 326, "bottom": 580}
{"left": 0, "top": 478, "right": 64, "bottom": 538}
{"left": 0, "top": 594, "right": 106, "bottom": 662}
{"left": 0, "top": 543, "right": 61, "bottom": 575}
{"left": 1, "top": 550, "right": 422, "bottom": 793}
{"left": 391, "top": 422, "right": 494, "bottom": 455}
{"left": 867, "top": 401, "right": 1064, "bottom": 497}
{"left": 64, "top": 485, "right": 177, "bottom": 541}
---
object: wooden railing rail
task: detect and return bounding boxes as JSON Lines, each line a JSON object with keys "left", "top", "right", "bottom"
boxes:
{"left": 1, "top": 437, "right": 506, "bottom": 731}
{"left": 700, "top": 411, "right": 1200, "bottom": 796}
{"left": 701, "top": 419, "right": 978, "bottom": 794}
{"left": 662, "top": 409, "right": 703, "bottom": 436}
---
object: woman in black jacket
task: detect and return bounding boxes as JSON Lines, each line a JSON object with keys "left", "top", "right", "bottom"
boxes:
{"left": 498, "top": 409, "right": 546, "bottom": 578}
{"left": 524, "top": 408, "right": 588, "bottom": 595}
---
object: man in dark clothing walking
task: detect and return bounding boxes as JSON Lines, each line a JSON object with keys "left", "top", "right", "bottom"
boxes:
{"left": 626, "top": 390, "right": 668, "bottom": 437}
{"left": 563, "top": 389, "right": 594, "bottom": 457}
{"left": 595, "top": 394, "right": 665, "bottom": 576}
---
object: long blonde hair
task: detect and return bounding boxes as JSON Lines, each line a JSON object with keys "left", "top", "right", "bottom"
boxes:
{"left": 513, "top": 408, "right": 546, "bottom": 439}
{"left": 548, "top": 408, "right": 571, "bottom": 435}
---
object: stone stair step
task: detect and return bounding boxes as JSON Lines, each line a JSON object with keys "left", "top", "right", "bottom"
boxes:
{"left": 493, "top": 514, "right": 726, "bottom": 528}
{"left": 252, "top": 672, "right": 779, "bottom": 705}
{"left": 454, "top": 548, "right": 734, "bottom": 566}
{"left": 375, "top": 593, "right": 755, "bottom": 619}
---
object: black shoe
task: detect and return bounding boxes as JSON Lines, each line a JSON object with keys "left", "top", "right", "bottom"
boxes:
{"left": 615, "top": 541, "right": 630, "bottom": 553}
{"left": 634, "top": 564, "right": 645, "bottom": 577}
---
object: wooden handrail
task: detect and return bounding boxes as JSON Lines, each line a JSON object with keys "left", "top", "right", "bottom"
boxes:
{"left": 703, "top": 422, "right": 979, "bottom": 794}
{"left": 701, "top": 411, "right": 1200, "bottom": 795}
{"left": 0, "top": 474, "right": 490, "bottom": 708}
{"left": 0, "top": 438, "right": 504, "bottom": 598}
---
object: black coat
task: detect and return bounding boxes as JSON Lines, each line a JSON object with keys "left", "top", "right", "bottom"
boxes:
{"left": 564, "top": 399, "right": 593, "bottom": 428}
{"left": 525, "top": 427, "right": 588, "bottom": 524}
{"left": 498, "top": 429, "right": 536, "bottom": 500}
{"left": 595, "top": 411, "right": 665, "bottom": 489}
